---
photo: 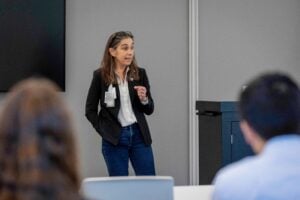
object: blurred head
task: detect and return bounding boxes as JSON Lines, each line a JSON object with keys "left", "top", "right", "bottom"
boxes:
{"left": 239, "top": 72, "right": 300, "bottom": 143}
{"left": 0, "top": 78, "right": 81, "bottom": 200}
{"left": 100, "top": 31, "right": 139, "bottom": 85}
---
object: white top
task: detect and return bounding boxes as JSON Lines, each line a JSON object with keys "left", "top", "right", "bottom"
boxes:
{"left": 117, "top": 72, "right": 137, "bottom": 127}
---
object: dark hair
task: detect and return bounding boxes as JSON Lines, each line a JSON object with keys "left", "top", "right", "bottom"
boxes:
{"left": 0, "top": 78, "right": 82, "bottom": 200}
{"left": 239, "top": 72, "right": 300, "bottom": 140}
{"left": 99, "top": 31, "right": 139, "bottom": 85}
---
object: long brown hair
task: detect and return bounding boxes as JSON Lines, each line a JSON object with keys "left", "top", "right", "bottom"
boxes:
{"left": 100, "top": 31, "right": 139, "bottom": 85}
{"left": 0, "top": 78, "right": 82, "bottom": 200}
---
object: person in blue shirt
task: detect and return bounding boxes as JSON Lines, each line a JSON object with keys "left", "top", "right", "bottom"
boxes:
{"left": 213, "top": 72, "right": 300, "bottom": 200}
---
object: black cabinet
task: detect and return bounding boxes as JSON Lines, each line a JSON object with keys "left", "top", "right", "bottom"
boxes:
{"left": 196, "top": 101, "right": 253, "bottom": 184}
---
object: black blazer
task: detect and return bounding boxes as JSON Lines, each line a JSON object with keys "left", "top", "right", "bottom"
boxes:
{"left": 85, "top": 67, "right": 154, "bottom": 146}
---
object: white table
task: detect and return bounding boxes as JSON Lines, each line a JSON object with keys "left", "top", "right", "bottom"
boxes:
{"left": 174, "top": 185, "right": 214, "bottom": 200}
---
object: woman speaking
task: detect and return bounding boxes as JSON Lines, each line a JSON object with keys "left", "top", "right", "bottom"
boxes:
{"left": 85, "top": 31, "right": 156, "bottom": 176}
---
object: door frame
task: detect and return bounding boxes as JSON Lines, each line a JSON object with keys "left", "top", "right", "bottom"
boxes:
{"left": 189, "top": 0, "right": 199, "bottom": 185}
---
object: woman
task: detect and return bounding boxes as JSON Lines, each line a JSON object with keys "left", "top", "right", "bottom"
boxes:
{"left": 0, "top": 78, "right": 83, "bottom": 200}
{"left": 85, "top": 31, "right": 156, "bottom": 176}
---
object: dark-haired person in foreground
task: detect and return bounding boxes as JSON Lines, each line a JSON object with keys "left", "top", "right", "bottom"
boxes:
{"left": 0, "top": 78, "right": 84, "bottom": 200}
{"left": 213, "top": 72, "right": 300, "bottom": 200}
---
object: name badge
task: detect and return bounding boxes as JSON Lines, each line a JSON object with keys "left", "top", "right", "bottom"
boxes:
{"left": 104, "top": 84, "right": 116, "bottom": 107}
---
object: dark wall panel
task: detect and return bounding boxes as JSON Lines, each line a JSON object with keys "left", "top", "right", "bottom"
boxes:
{"left": 0, "top": 0, "right": 65, "bottom": 91}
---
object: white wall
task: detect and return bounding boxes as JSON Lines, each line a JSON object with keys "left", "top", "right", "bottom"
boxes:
{"left": 66, "top": 0, "right": 189, "bottom": 185}
{"left": 198, "top": 0, "right": 300, "bottom": 101}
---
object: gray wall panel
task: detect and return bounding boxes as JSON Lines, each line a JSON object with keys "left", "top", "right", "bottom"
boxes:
{"left": 198, "top": 0, "right": 300, "bottom": 101}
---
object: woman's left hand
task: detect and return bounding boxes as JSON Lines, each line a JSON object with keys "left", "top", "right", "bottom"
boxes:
{"left": 134, "top": 86, "right": 148, "bottom": 101}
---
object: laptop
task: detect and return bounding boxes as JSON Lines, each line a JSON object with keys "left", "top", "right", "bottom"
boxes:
{"left": 81, "top": 176, "right": 174, "bottom": 200}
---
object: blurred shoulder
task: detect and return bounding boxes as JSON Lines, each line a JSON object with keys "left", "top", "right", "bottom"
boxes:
{"left": 137, "top": 67, "right": 150, "bottom": 78}
{"left": 212, "top": 156, "right": 260, "bottom": 199}
{"left": 94, "top": 68, "right": 101, "bottom": 75}
{"left": 214, "top": 156, "right": 259, "bottom": 187}
{"left": 91, "top": 68, "right": 102, "bottom": 80}
{"left": 137, "top": 67, "right": 146, "bottom": 73}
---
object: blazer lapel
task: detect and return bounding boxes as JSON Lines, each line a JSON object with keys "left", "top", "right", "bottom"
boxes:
{"left": 113, "top": 83, "right": 121, "bottom": 107}
{"left": 127, "top": 78, "right": 135, "bottom": 105}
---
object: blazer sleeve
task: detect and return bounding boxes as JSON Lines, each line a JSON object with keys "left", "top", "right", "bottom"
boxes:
{"left": 140, "top": 68, "right": 154, "bottom": 115}
{"left": 85, "top": 70, "right": 101, "bottom": 131}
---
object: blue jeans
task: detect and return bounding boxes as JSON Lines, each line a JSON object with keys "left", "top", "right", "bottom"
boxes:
{"left": 102, "top": 123, "right": 156, "bottom": 176}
